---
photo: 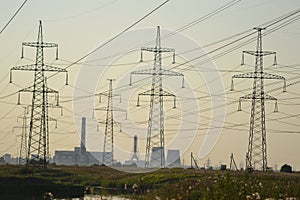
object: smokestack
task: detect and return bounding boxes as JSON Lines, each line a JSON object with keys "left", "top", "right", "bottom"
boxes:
{"left": 81, "top": 117, "right": 86, "bottom": 153}
{"left": 131, "top": 135, "right": 139, "bottom": 161}
{"left": 134, "top": 135, "right": 137, "bottom": 153}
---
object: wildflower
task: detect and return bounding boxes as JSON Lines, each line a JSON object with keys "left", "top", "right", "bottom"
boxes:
{"left": 255, "top": 192, "right": 261, "bottom": 199}
{"left": 132, "top": 183, "right": 138, "bottom": 189}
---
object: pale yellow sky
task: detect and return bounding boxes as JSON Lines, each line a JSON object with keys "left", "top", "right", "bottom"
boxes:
{"left": 0, "top": 0, "right": 299, "bottom": 170}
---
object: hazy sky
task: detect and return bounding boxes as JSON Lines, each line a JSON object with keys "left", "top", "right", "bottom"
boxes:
{"left": 0, "top": 0, "right": 299, "bottom": 170}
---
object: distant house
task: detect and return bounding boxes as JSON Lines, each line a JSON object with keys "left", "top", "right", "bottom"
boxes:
{"left": 280, "top": 164, "right": 292, "bottom": 173}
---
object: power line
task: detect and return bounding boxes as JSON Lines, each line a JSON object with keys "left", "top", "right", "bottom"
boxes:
{"left": 47, "top": 0, "right": 170, "bottom": 80}
{"left": 0, "top": 0, "right": 29, "bottom": 35}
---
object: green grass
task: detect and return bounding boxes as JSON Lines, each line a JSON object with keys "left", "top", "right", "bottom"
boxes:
{"left": 0, "top": 165, "right": 299, "bottom": 199}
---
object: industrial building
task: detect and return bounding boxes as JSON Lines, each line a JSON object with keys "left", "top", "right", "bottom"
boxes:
{"left": 53, "top": 117, "right": 114, "bottom": 166}
{"left": 166, "top": 149, "right": 181, "bottom": 167}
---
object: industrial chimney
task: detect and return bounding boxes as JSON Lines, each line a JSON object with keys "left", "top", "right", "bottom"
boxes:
{"left": 131, "top": 135, "right": 139, "bottom": 161}
{"left": 81, "top": 117, "right": 86, "bottom": 154}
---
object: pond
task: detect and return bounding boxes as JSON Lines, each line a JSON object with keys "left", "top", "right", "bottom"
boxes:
{"left": 64, "top": 194, "right": 130, "bottom": 200}
{"left": 1, "top": 194, "right": 130, "bottom": 200}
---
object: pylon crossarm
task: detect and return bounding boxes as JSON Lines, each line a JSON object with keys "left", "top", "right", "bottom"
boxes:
{"left": 97, "top": 121, "right": 106, "bottom": 127}
{"left": 95, "top": 92, "right": 120, "bottom": 101}
{"left": 98, "top": 92, "right": 120, "bottom": 98}
{"left": 19, "top": 85, "right": 58, "bottom": 94}
{"left": 11, "top": 64, "right": 36, "bottom": 71}
{"left": 94, "top": 107, "right": 107, "bottom": 111}
{"left": 264, "top": 94, "right": 277, "bottom": 101}
{"left": 160, "top": 90, "right": 176, "bottom": 97}
{"left": 138, "top": 89, "right": 152, "bottom": 97}
{"left": 160, "top": 69, "right": 184, "bottom": 77}
{"left": 45, "top": 87, "right": 58, "bottom": 94}
{"left": 137, "top": 89, "right": 176, "bottom": 97}
{"left": 131, "top": 69, "right": 155, "bottom": 75}
{"left": 232, "top": 72, "right": 256, "bottom": 79}
{"left": 263, "top": 94, "right": 279, "bottom": 112}
{"left": 43, "top": 64, "right": 67, "bottom": 72}
{"left": 10, "top": 64, "right": 36, "bottom": 83}
{"left": 141, "top": 47, "right": 175, "bottom": 53}
{"left": 240, "top": 93, "right": 261, "bottom": 100}
{"left": 243, "top": 50, "right": 276, "bottom": 57}
{"left": 22, "top": 42, "right": 58, "bottom": 48}
{"left": 263, "top": 72, "right": 286, "bottom": 92}
{"left": 263, "top": 72, "right": 285, "bottom": 80}
{"left": 48, "top": 103, "right": 62, "bottom": 108}
{"left": 19, "top": 85, "right": 34, "bottom": 93}
{"left": 238, "top": 94, "right": 253, "bottom": 111}
{"left": 130, "top": 69, "right": 155, "bottom": 86}
{"left": 95, "top": 106, "right": 124, "bottom": 112}
{"left": 110, "top": 107, "right": 126, "bottom": 113}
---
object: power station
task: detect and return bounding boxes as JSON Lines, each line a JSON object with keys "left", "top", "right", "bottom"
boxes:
{"left": 54, "top": 117, "right": 113, "bottom": 166}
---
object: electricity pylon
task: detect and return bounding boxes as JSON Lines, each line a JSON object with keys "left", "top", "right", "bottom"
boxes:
{"left": 12, "top": 106, "right": 29, "bottom": 165}
{"left": 10, "top": 20, "right": 68, "bottom": 166}
{"left": 130, "top": 26, "right": 184, "bottom": 168}
{"left": 230, "top": 27, "right": 286, "bottom": 171}
{"left": 95, "top": 79, "right": 126, "bottom": 166}
{"left": 18, "top": 106, "right": 28, "bottom": 164}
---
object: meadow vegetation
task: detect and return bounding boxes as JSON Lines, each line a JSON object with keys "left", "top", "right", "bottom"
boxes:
{"left": 0, "top": 165, "right": 299, "bottom": 199}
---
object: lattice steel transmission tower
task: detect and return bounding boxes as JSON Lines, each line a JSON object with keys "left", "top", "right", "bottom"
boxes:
{"left": 10, "top": 20, "right": 68, "bottom": 166}
{"left": 130, "top": 26, "right": 184, "bottom": 168}
{"left": 230, "top": 27, "right": 286, "bottom": 171}
{"left": 95, "top": 79, "right": 126, "bottom": 166}
{"left": 18, "top": 106, "right": 28, "bottom": 165}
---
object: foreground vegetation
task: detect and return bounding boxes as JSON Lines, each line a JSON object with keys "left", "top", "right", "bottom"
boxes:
{"left": 0, "top": 165, "right": 299, "bottom": 199}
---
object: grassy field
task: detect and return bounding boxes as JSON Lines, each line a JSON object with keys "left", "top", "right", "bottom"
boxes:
{"left": 0, "top": 165, "right": 299, "bottom": 199}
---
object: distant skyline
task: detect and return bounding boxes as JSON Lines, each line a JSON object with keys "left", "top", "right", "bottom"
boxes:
{"left": 0, "top": 0, "right": 299, "bottom": 170}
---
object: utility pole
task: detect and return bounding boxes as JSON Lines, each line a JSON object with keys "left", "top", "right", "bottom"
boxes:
{"left": 230, "top": 27, "right": 286, "bottom": 171}
{"left": 190, "top": 152, "right": 199, "bottom": 169}
{"left": 229, "top": 153, "right": 238, "bottom": 171}
{"left": 130, "top": 26, "right": 184, "bottom": 168}
{"left": 10, "top": 20, "right": 68, "bottom": 166}
{"left": 95, "top": 79, "right": 126, "bottom": 166}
